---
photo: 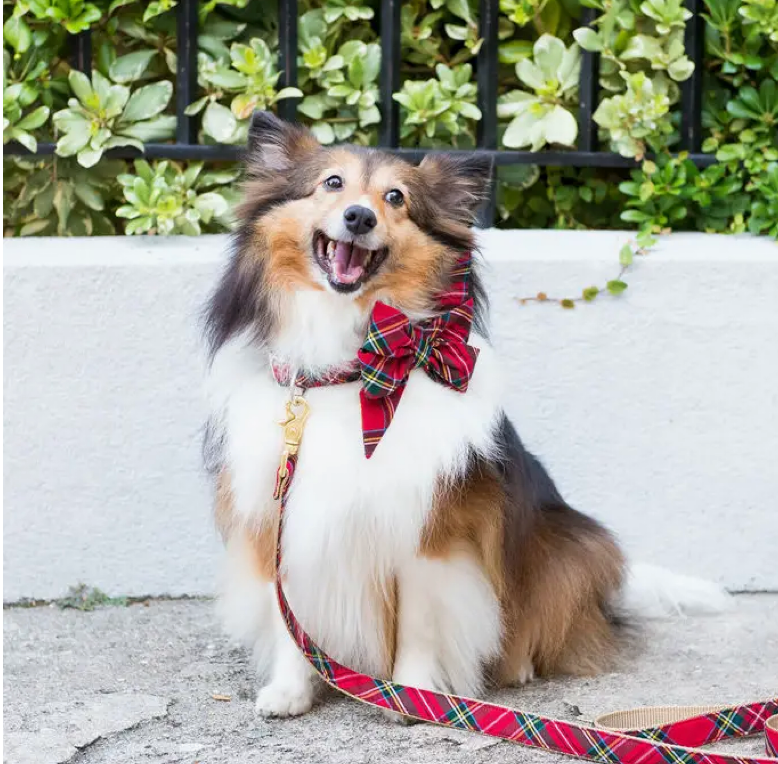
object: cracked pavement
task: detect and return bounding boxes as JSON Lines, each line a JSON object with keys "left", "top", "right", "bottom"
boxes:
{"left": 3, "top": 595, "right": 777, "bottom": 764}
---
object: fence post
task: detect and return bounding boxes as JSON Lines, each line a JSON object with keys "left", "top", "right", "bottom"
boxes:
{"left": 70, "top": 31, "right": 91, "bottom": 73}
{"left": 476, "top": 0, "right": 499, "bottom": 228}
{"left": 277, "top": 0, "right": 299, "bottom": 122}
{"left": 379, "top": 0, "right": 401, "bottom": 147}
{"left": 175, "top": 0, "right": 199, "bottom": 145}
{"left": 680, "top": 0, "right": 704, "bottom": 152}
{"left": 577, "top": 8, "right": 600, "bottom": 153}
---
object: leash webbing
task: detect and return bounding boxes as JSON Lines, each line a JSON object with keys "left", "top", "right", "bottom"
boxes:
{"left": 273, "top": 453, "right": 778, "bottom": 763}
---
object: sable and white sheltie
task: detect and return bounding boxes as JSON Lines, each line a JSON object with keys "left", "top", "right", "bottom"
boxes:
{"left": 203, "top": 111, "right": 728, "bottom": 719}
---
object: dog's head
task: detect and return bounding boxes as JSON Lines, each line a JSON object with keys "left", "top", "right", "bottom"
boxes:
{"left": 207, "top": 111, "right": 491, "bottom": 359}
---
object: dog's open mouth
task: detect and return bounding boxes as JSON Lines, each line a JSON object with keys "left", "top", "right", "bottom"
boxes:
{"left": 314, "top": 231, "right": 388, "bottom": 293}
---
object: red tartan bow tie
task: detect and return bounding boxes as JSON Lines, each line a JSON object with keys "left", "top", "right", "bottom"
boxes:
{"left": 358, "top": 297, "right": 478, "bottom": 457}
{"left": 271, "top": 252, "right": 479, "bottom": 458}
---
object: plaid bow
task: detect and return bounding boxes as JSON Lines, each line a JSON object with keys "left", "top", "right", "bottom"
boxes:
{"left": 358, "top": 253, "right": 479, "bottom": 458}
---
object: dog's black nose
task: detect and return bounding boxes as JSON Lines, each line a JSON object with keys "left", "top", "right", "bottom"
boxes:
{"left": 343, "top": 205, "right": 377, "bottom": 235}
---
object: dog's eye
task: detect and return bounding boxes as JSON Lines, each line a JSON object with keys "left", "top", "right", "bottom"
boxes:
{"left": 324, "top": 175, "right": 343, "bottom": 191}
{"left": 385, "top": 189, "right": 404, "bottom": 207}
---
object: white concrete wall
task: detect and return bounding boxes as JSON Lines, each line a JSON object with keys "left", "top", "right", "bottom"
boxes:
{"left": 3, "top": 231, "right": 777, "bottom": 601}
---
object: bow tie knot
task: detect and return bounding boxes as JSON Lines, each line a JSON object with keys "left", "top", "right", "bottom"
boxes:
{"left": 357, "top": 299, "right": 479, "bottom": 457}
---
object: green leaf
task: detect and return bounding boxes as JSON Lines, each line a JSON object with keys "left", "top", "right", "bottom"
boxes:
{"left": 502, "top": 109, "right": 538, "bottom": 149}
{"left": 20, "top": 219, "right": 52, "bottom": 236}
{"left": 496, "top": 90, "right": 535, "bottom": 118}
{"left": 53, "top": 182, "right": 75, "bottom": 227}
{"left": 122, "top": 81, "right": 173, "bottom": 122}
{"left": 726, "top": 100, "right": 760, "bottom": 121}
{"left": 619, "top": 244, "right": 634, "bottom": 266}
{"left": 715, "top": 144, "right": 745, "bottom": 162}
{"left": 276, "top": 87, "right": 303, "bottom": 100}
{"left": 446, "top": 0, "right": 473, "bottom": 23}
{"left": 572, "top": 27, "right": 602, "bottom": 52}
{"left": 118, "top": 115, "right": 176, "bottom": 141}
{"left": 55, "top": 125, "right": 92, "bottom": 157}
{"left": 668, "top": 58, "right": 694, "bottom": 81}
{"left": 444, "top": 24, "right": 469, "bottom": 40}
{"left": 16, "top": 106, "right": 50, "bottom": 131}
{"left": 310, "top": 121, "right": 335, "bottom": 144}
{"left": 74, "top": 183, "right": 105, "bottom": 210}
{"left": 198, "top": 169, "right": 241, "bottom": 187}
{"left": 327, "top": 84, "right": 353, "bottom": 98}
{"left": 606, "top": 279, "right": 628, "bottom": 295}
{"left": 4, "top": 16, "right": 32, "bottom": 54}
{"left": 125, "top": 215, "right": 154, "bottom": 234}
{"left": 498, "top": 164, "right": 540, "bottom": 188}
{"left": 582, "top": 286, "right": 599, "bottom": 301}
{"left": 533, "top": 34, "right": 566, "bottom": 80}
{"left": 109, "top": 49, "right": 157, "bottom": 84}
{"left": 202, "top": 101, "right": 237, "bottom": 143}
{"left": 359, "top": 104, "right": 381, "bottom": 126}
{"left": 109, "top": 0, "right": 138, "bottom": 13}
{"left": 543, "top": 105, "right": 577, "bottom": 146}
{"left": 143, "top": 1, "right": 177, "bottom": 23}
{"left": 333, "top": 121, "right": 356, "bottom": 141}
{"left": 560, "top": 298, "right": 576, "bottom": 309}
{"left": 12, "top": 130, "right": 37, "bottom": 152}
{"left": 103, "top": 135, "right": 145, "bottom": 151}
{"left": 298, "top": 95, "right": 327, "bottom": 119}
{"left": 620, "top": 209, "right": 649, "bottom": 222}
{"left": 77, "top": 147, "right": 104, "bottom": 168}
{"left": 362, "top": 44, "right": 381, "bottom": 84}
{"left": 68, "top": 70, "right": 95, "bottom": 106}
{"left": 184, "top": 96, "right": 209, "bottom": 116}
{"left": 34, "top": 183, "right": 55, "bottom": 218}
{"left": 458, "top": 102, "right": 482, "bottom": 120}
{"left": 498, "top": 40, "right": 533, "bottom": 64}
{"left": 347, "top": 55, "right": 364, "bottom": 88}
{"left": 207, "top": 69, "right": 247, "bottom": 90}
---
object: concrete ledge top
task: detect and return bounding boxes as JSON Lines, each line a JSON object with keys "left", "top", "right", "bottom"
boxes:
{"left": 3, "top": 230, "right": 776, "bottom": 268}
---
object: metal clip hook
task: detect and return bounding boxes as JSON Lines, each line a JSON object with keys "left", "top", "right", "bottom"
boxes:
{"left": 273, "top": 395, "right": 310, "bottom": 500}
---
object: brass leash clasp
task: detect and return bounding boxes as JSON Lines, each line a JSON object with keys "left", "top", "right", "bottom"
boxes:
{"left": 273, "top": 394, "right": 310, "bottom": 500}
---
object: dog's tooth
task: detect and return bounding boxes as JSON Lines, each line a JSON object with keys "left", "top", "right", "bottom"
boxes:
{"left": 327, "top": 240, "right": 336, "bottom": 259}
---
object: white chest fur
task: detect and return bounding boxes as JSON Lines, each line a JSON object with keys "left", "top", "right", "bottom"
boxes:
{"left": 207, "top": 331, "right": 504, "bottom": 671}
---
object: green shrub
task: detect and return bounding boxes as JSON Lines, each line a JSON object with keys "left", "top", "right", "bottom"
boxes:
{"left": 3, "top": 0, "right": 777, "bottom": 238}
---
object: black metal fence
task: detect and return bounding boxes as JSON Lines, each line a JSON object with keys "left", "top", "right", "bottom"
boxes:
{"left": 5, "top": 0, "right": 712, "bottom": 226}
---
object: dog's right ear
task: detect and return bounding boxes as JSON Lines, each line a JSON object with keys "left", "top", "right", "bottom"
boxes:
{"left": 246, "top": 111, "right": 321, "bottom": 175}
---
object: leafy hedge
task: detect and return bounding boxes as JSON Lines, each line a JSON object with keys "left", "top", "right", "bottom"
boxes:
{"left": 3, "top": 0, "right": 777, "bottom": 238}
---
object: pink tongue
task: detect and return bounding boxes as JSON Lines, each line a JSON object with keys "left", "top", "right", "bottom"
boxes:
{"left": 332, "top": 241, "right": 367, "bottom": 284}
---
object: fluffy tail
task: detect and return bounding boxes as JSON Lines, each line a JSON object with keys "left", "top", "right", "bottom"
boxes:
{"left": 617, "top": 563, "right": 732, "bottom": 619}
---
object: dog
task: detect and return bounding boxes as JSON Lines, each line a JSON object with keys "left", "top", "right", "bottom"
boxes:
{"left": 203, "top": 111, "right": 729, "bottom": 719}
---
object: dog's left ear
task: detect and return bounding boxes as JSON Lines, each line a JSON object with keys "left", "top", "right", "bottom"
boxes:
{"left": 418, "top": 153, "right": 493, "bottom": 221}
{"left": 246, "top": 110, "right": 321, "bottom": 175}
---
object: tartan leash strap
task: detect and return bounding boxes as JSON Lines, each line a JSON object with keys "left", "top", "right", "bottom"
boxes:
{"left": 272, "top": 457, "right": 778, "bottom": 763}
{"left": 271, "top": 251, "right": 479, "bottom": 459}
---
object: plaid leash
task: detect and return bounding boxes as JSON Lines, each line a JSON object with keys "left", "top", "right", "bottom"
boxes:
{"left": 273, "top": 463, "right": 778, "bottom": 762}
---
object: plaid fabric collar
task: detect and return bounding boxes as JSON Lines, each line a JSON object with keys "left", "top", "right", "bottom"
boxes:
{"left": 270, "top": 362, "right": 360, "bottom": 389}
{"left": 271, "top": 252, "right": 479, "bottom": 458}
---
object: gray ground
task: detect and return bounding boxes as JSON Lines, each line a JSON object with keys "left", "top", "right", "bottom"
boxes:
{"left": 4, "top": 595, "right": 777, "bottom": 764}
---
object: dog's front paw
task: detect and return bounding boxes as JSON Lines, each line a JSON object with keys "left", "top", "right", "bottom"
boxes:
{"left": 254, "top": 683, "right": 313, "bottom": 718}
